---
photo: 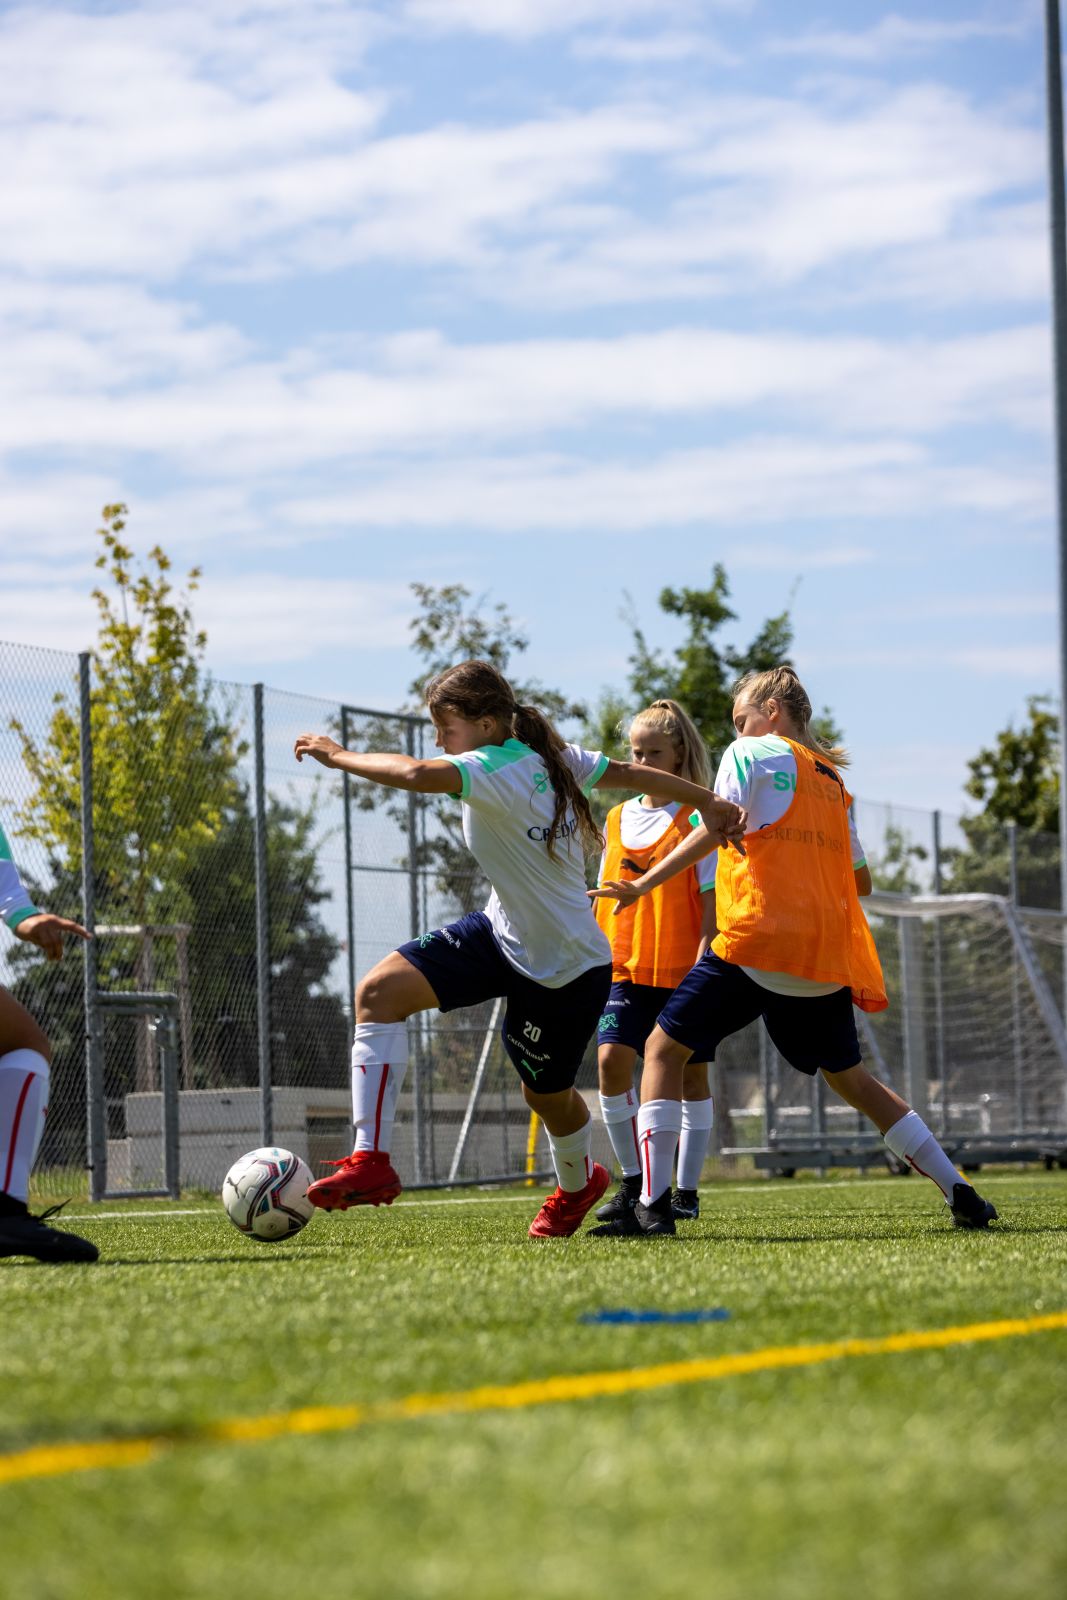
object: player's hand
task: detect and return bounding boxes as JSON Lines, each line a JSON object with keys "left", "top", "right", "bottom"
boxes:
{"left": 294, "top": 733, "right": 344, "bottom": 768}
{"left": 698, "top": 796, "right": 747, "bottom": 856}
{"left": 587, "top": 878, "right": 645, "bottom": 916}
{"left": 14, "top": 913, "right": 91, "bottom": 962}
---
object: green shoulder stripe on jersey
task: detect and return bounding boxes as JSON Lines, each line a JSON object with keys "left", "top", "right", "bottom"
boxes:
{"left": 729, "top": 734, "right": 791, "bottom": 786}
{"left": 0, "top": 823, "right": 12, "bottom": 862}
{"left": 440, "top": 738, "right": 532, "bottom": 800}
{"left": 582, "top": 752, "right": 610, "bottom": 796}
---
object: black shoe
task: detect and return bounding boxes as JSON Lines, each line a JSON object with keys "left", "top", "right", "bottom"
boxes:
{"left": 587, "top": 1207, "right": 642, "bottom": 1237}
{"left": 0, "top": 1201, "right": 99, "bottom": 1263}
{"left": 634, "top": 1190, "right": 676, "bottom": 1237}
{"left": 595, "top": 1172, "right": 642, "bottom": 1222}
{"left": 671, "top": 1187, "right": 700, "bottom": 1220}
{"left": 949, "top": 1182, "right": 998, "bottom": 1230}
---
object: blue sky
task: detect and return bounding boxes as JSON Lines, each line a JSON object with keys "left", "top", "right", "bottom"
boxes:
{"left": 0, "top": 0, "right": 1057, "bottom": 815}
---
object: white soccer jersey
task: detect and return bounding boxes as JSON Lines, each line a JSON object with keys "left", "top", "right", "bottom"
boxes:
{"left": 442, "top": 738, "right": 611, "bottom": 987}
{"left": 0, "top": 822, "right": 39, "bottom": 931}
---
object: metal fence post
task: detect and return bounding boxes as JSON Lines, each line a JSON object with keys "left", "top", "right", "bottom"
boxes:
{"left": 79, "top": 652, "right": 106, "bottom": 1202}
{"left": 159, "top": 1010, "right": 181, "bottom": 1200}
{"left": 405, "top": 718, "right": 426, "bottom": 1181}
{"left": 1008, "top": 822, "right": 1026, "bottom": 1127}
{"left": 932, "top": 810, "right": 948, "bottom": 1137}
{"left": 899, "top": 916, "right": 929, "bottom": 1120}
{"left": 253, "top": 684, "right": 273, "bottom": 1147}
{"left": 340, "top": 705, "right": 356, "bottom": 1024}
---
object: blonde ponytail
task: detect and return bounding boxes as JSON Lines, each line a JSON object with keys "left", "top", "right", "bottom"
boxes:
{"left": 731, "top": 666, "right": 849, "bottom": 767}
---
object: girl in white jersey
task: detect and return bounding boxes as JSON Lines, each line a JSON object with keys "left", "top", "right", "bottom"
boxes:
{"left": 294, "top": 659, "right": 745, "bottom": 1239}
{"left": 0, "top": 819, "right": 96, "bottom": 1263}
{"left": 592, "top": 666, "right": 998, "bottom": 1237}
{"left": 591, "top": 700, "right": 717, "bottom": 1231}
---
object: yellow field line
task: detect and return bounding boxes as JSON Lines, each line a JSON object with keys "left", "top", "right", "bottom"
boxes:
{"left": 3, "top": 1309, "right": 1065, "bottom": 1487}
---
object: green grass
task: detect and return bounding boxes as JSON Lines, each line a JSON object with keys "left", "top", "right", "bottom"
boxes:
{"left": 3, "top": 1170, "right": 1066, "bottom": 1600}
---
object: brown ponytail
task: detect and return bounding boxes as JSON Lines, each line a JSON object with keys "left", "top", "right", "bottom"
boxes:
{"left": 426, "top": 660, "right": 604, "bottom": 860}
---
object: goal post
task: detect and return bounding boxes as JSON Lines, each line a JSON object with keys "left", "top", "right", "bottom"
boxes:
{"left": 725, "top": 890, "right": 1067, "bottom": 1173}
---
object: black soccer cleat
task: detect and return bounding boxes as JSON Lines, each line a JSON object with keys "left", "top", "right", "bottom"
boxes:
{"left": 948, "top": 1182, "right": 998, "bottom": 1230}
{"left": 634, "top": 1189, "right": 676, "bottom": 1237}
{"left": 595, "top": 1171, "right": 642, "bottom": 1223}
{"left": 0, "top": 1199, "right": 99, "bottom": 1264}
{"left": 587, "top": 1207, "right": 642, "bottom": 1237}
{"left": 670, "top": 1187, "right": 700, "bottom": 1220}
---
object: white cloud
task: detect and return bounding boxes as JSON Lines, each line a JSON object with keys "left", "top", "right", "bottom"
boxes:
{"left": 0, "top": 571, "right": 414, "bottom": 666}
{"left": 950, "top": 644, "right": 1058, "bottom": 677}
{"left": 0, "top": 4, "right": 1043, "bottom": 313}
{"left": 876, "top": 593, "right": 1057, "bottom": 622}
{"left": 0, "top": 319, "right": 1051, "bottom": 482}
{"left": 571, "top": 31, "right": 739, "bottom": 65}
{"left": 279, "top": 435, "right": 1046, "bottom": 534}
{"left": 771, "top": 13, "right": 1032, "bottom": 63}
{"left": 401, "top": 0, "right": 721, "bottom": 40}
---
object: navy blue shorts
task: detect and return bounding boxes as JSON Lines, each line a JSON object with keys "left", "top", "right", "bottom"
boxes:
{"left": 398, "top": 911, "right": 612, "bottom": 1094}
{"left": 598, "top": 980, "right": 706, "bottom": 1064}
{"left": 656, "top": 952, "right": 862, "bottom": 1076}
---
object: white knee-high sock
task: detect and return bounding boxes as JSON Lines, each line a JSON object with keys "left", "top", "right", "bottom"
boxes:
{"left": 547, "top": 1118, "right": 593, "bottom": 1193}
{"left": 883, "top": 1110, "right": 963, "bottom": 1200}
{"left": 638, "top": 1098, "right": 683, "bottom": 1207}
{"left": 599, "top": 1089, "right": 641, "bottom": 1178}
{"left": 677, "top": 1096, "right": 714, "bottom": 1190}
{"left": 351, "top": 1023, "right": 408, "bottom": 1154}
{"left": 0, "top": 1049, "right": 49, "bottom": 1204}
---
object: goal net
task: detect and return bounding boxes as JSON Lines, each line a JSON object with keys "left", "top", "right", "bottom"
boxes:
{"left": 715, "top": 890, "right": 1067, "bottom": 1170}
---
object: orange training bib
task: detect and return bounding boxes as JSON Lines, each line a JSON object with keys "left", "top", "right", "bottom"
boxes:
{"left": 595, "top": 802, "right": 705, "bottom": 988}
{"left": 712, "top": 741, "right": 887, "bottom": 1012}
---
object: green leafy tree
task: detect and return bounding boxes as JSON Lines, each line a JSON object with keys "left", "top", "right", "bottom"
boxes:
{"left": 585, "top": 564, "right": 840, "bottom": 783}
{"left": 868, "top": 823, "right": 929, "bottom": 895}
{"left": 8, "top": 506, "right": 348, "bottom": 1134}
{"left": 942, "top": 698, "right": 1061, "bottom": 909}
{"left": 11, "top": 505, "right": 244, "bottom": 929}
{"left": 352, "top": 582, "right": 585, "bottom": 919}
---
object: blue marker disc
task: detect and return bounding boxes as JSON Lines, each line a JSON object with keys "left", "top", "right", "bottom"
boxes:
{"left": 579, "top": 1308, "right": 730, "bottom": 1325}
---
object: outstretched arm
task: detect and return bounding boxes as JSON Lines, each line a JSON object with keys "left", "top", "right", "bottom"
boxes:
{"left": 594, "top": 759, "right": 746, "bottom": 850}
{"left": 294, "top": 734, "right": 462, "bottom": 795}
{"left": 589, "top": 822, "right": 717, "bottom": 915}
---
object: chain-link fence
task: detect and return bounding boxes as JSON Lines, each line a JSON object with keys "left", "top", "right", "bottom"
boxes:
{"left": 3, "top": 636, "right": 1066, "bottom": 1200}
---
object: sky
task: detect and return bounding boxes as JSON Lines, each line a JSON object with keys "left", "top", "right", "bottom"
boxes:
{"left": 0, "top": 0, "right": 1058, "bottom": 817}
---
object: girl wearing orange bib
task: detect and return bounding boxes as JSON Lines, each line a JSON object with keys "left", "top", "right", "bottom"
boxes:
{"left": 592, "top": 667, "right": 998, "bottom": 1238}
{"left": 590, "top": 701, "right": 716, "bottom": 1231}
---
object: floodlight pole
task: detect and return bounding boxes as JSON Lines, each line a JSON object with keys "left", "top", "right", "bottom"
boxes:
{"left": 1044, "top": 0, "right": 1067, "bottom": 1000}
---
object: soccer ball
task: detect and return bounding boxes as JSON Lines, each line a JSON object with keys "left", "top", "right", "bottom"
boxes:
{"left": 221, "top": 1147, "right": 315, "bottom": 1241}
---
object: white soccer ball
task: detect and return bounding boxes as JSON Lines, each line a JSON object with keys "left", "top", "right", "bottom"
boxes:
{"left": 221, "top": 1147, "right": 315, "bottom": 1241}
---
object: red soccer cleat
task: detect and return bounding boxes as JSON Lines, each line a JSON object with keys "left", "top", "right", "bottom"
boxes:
{"left": 528, "top": 1162, "right": 611, "bottom": 1238}
{"left": 307, "top": 1151, "right": 402, "bottom": 1211}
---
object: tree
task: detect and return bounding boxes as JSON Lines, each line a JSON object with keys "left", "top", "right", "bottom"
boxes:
{"left": 11, "top": 505, "right": 244, "bottom": 931}
{"left": 868, "top": 823, "right": 928, "bottom": 895}
{"left": 942, "top": 699, "right": 1061, "bottom": 909}
{"left": 8, "top": 506, "right": 348, "bottom": 1132}
{"left": 585, "top": 563, "right": 840, "bottom": 778}
{"left": 353, "top": 582, "right": 585, "bottom": 919}
{"left": 962, "top": 696, "right": 1059, "bottom": 833}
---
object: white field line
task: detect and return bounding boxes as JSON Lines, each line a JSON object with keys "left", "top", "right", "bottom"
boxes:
{"left": 60, "top": 1170, "right": 1038, "bottom": 1224}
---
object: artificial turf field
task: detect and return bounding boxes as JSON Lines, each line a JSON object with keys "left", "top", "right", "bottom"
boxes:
{"left": 2, "top": 1170, "right": 1065, "bottom": 1600}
